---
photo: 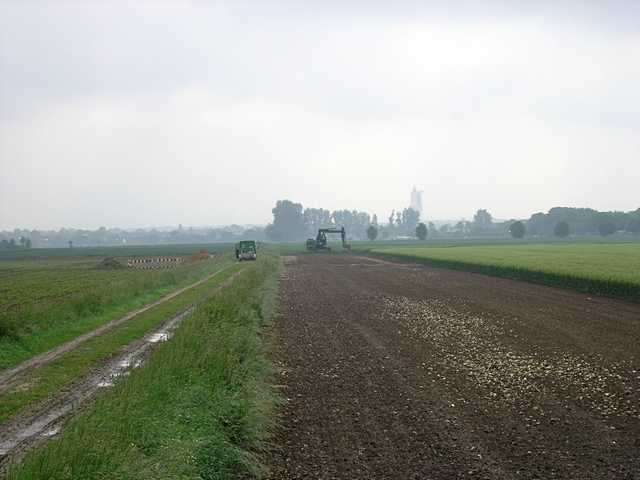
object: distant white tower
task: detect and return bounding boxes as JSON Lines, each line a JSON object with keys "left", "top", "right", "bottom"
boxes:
{"left": 410, "top": 186, "right": 423, "bottom": 217}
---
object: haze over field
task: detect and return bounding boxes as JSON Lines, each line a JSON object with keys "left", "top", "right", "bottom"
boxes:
{"left": 1, "top": 1, "right": 639, "bottom": 230}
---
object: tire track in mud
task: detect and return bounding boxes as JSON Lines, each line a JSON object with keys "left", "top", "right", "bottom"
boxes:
{"left": 267, "top": 254, "right": 640, "bottom": 480}
{"left": 0, "top": 264, "right": 234, "bottom": 394}
{"left": 0, "top": 268, "right": 245, "bottom": 469}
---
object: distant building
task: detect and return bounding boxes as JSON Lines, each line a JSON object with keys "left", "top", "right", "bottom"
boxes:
{"left": 410, "top": 186, "right": 423, "bottom": 218}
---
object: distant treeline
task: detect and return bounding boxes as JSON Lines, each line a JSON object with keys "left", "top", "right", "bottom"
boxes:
{"left": 433, "top": 207, "right": 640, "bottom": 240}
{"left": 264, "top": 200, "right": 421, "bottom": 241}
{"left": 2, "top": 205, "right": 639, "bottom": 249}
{"left": 264, "top": 201, "right": 640, "bottom": 241}
{"left": 528, "top": 207, "right": 640, "bottom": 237}
{"left": 0, "top": 225, "right": 267, "bottom": 249}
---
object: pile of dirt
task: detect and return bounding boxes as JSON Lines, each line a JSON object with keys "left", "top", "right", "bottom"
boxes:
{"left": 190, "top": 250, "right": 210, "bottom": 262}
{"left": 97, "top": 257, "right": 124, "bottom": 269}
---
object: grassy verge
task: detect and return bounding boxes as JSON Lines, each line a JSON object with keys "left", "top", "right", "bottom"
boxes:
{"left": 0, "top": 243, "right": 233, "bottom": 260}
{"left": 0, "top": 256, "right": 232, "bottom": 370}
{"left": 0, "top": 263, "right": 243, "bottom": 424}
{"left": 7, "top": 255, "right": 280, "bottom": 480}
{"left": 362, "top": 243, "right": 640, "bottom": 302}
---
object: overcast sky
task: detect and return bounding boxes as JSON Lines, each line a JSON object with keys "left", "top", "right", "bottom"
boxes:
{"left": 1, "top": 1, "right": 639, "bottom": 230}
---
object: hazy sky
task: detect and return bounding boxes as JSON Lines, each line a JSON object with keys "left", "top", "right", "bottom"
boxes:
{"left": 1, "top": 1, "right": 639, "bottom": 230}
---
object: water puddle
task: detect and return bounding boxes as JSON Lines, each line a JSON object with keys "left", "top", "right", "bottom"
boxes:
{"left": 41, "top": 427, "right": 60, "bottom": 438}
{"left": 0, "top": 306, "right": 197, "bottom": 460}
{"left": 148, "top": 332, "right": 169, "bottom": 343}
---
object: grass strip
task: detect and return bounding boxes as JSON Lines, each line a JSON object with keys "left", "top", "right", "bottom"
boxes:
{"left": 365, "top": 250, "right": 640, "bottom": 302}
{"left": 7, "top": 255, "right": 280, "bottom": 480}
{"left": 1, "top": 257, "right": 233, "bottom": 370}
{"left": 0, "top": 243, "right": 233, "bottom": 261}
{"left": 0, "top": 263, "right": 243, "bottom": 424}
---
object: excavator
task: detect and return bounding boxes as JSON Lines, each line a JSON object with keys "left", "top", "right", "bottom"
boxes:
{"left": 306, "top": 227, "right": 351, "bottom": 252}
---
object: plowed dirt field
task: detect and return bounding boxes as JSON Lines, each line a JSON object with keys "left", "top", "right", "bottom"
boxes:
{"left": 266, "top": 254, "right": 640, "bottom": 479}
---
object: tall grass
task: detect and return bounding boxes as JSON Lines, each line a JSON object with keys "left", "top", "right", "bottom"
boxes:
{"left": 0, "top": 264, "right": 242, "bottom": 424}
{"left": 7, "top": 255, "right": 280, "bottom": 480}
{"left": 0, "top": 256, "right": 233, "bottom": 370}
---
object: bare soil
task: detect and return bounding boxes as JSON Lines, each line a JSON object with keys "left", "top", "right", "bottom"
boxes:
{"left": 266, "top": 254, "right": 640, "bottom": 479}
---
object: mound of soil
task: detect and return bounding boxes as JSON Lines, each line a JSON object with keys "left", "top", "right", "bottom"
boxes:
{"left": 97, "top": 257, "right": 124, "bottom": 269}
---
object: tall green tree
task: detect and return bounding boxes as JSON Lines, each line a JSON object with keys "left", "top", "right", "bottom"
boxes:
{"left": 331, "top": 210, "right": 371, "bottom": 239}
{"left": 303, "top": 208, "right": 332, "bottom": 237}
{"left": 454, "top": 220, "right": 471, "bottom": 236}
{"left": 265, "top": 200, "right": 305, "bottom": 241}
{"left": 554, "top": 221, "right": 570, "bottom": 238}
{"left": 388, "top": 210, "right": 395, "bottom": 226}
{"left": 415, "top": 222, "right": 428, "bottom": 240}
{"left": 402, "top": 207, "right": 420, "bottom": 233}
{"left": 627, "top": 209, "right": 640, "bottom": 234}
{"left": 473, "top": 209, "right": 493, "bottom": 231}
{"left": 509, "top": 221, "right": 526, "bottom": 239}
{"left": 366, "top": 225, "right": 378, "bottom": 241}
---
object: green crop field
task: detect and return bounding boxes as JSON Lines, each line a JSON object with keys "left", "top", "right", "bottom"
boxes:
{"left": 0, "top": 243, "right": 233, "bottom": 260}
{"left": 361, "top": 242, "right": 640, "bottom": 301}
{"left": 0, "top": 244, "right": 235, "bottom": 370}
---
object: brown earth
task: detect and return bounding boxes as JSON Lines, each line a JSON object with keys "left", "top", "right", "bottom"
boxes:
{"left": 265, "top": 254, "right": 640, "bottom": 480}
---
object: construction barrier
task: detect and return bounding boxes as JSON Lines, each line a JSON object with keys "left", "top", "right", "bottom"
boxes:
{"left": 126, "top": 257, "right": 185, "bottom": 269}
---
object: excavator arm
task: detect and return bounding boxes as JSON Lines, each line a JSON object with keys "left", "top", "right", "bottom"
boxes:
{"left": 310, "top": 227, "right": 350, "bottom": 251}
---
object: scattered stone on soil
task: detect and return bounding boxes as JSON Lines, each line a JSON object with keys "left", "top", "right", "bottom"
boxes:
{"left": 265, "top": 254, "right": 640, "bottom": 480}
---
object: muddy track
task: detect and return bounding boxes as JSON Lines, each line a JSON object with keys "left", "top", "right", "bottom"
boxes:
{"left": 266, "top": 254, "right": 640, "bottom": 479}
{"left": 0, "top": 268, "right": 245, "bottom": 470}
{"left": 0, "top": 264, "right": 234, "bottom": 394}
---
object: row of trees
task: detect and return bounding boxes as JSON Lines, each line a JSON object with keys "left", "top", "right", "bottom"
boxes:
{"left": 528, "top": 207, "right": 640, "bottom": 237}
{"left": 0, "top": 237, "right": 32, "bottom": 249}
{"left": 264, "top": 200, "right": 423, "bottom": 241}
{"left": 366, "top": 222, "right": 429, "bottom": 241}
{"left": 0, "top": 225, "right": 265, "bottom": 249}
{"left": 432, "top": 207, "right": 640, "bottom": 240}
{"left": 4, "top": 205, "right": 638, "bottom": 248}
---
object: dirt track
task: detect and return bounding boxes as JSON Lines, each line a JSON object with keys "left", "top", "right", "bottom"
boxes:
{"left": 267, "top": 254, "right": 640, "bottom": 479}
{"left": 0, "top": 265, "right": 233, "bottom": 394}
{"left": 0, "top": 268, "right": 245, "bottom": 470}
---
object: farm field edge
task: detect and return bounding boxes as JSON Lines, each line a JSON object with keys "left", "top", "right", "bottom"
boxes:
{"left": 360, "top": 242, "right": 640, "bottom": 301}
{"left": 5, "top": 254, "right": 280, "bottom": 480}
{"left": 0, "top": 262, "right": 244, "bottom": 425}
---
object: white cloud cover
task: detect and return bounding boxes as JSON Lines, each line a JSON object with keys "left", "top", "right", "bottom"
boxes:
{"left": 1, "top": 1, "right": 639, "bottom": 229}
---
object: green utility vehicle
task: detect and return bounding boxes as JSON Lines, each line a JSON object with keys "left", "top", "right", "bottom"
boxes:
{"left": 235, "top": 240, "right": 257, "bottom": 261}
